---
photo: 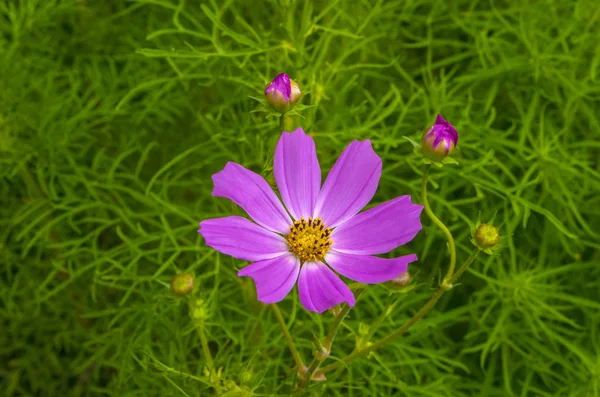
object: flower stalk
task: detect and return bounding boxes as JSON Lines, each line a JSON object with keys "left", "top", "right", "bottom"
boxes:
{"left": 189, "top": 298, "right": 220, "bottom": 394}
{"left": 420, "top": 164, "right": 457, "bottom": 287}
{"left": 317, "top": 248, "right": 480, "bottom": 375}
{"left": 297, "top": 287, "right": 366, "bottom": 391}
{"left": 315, "top": 161, "right": 478, "bottom": 376}
{"left": 271, "top": 304, "right": 305, "bottom": 371}
{"left": 322, "top": 289, "right": 365, "bottom": 351}
{"left": 280, "top": 113, "right": 297, "bottom": 132}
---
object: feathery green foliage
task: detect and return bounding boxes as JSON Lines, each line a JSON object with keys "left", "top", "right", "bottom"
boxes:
{"left": 1, "top": 0, "right": 599, "bottom": 396}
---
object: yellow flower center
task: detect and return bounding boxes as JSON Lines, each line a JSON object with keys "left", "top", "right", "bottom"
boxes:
{"left": 286, "top": 217, "right": 333, "bottom": 262}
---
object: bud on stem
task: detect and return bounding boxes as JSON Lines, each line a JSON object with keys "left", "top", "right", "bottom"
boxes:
{"left": 264, "top": 73, "right": 302, "bottom": 114}
{"left": 421, "top": 114, "right": 458, "bottom": 162}
{"left": 170, "top": 273, "right": 194, "bottom": 295}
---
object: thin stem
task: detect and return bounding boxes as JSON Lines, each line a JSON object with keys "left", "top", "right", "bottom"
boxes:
{"left": 298, "top": 288, "right": 366, "bottom": 391}
{"left": 421, "top": 164, "right": 457, "bottom": 284}
{"left": 271, "top": 304, "right": 304, "bottom": 371}
{"left": 323, "top": 288, "right": 365, "bottom": 350}
{"left": 318, "top": 249, "right": 480, "bottom": 375}
{"left": 364, "top": 300, "right": 400, "bottom": 343}
{"left": 279, "top": 113, "right": 296, "bottom": 132}
{"left": 451, "top": 249, "right": 480, "bottom": 283}
{"left": 297, "top": 359, "right": 320, "bottom": 391}
{"left": 195, "top": 321, "right": 221, "bottom": 395}
{"left": 196, "top": 323, "right": 214, "bottom": 368}
{"left": 20, "top": 167, "right": 42, "bottom": 198}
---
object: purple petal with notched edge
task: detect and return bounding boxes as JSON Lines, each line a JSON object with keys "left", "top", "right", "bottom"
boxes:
{"left": 326, "top": 251, "right": 417, "bottom": 284}
{"left": 313, "top": 140, "right": 382, "bottom": 228}
{"left": 238, "top": 253, "right": 300, "bottom": 304}
{"left": 212, "top": 162, "right": 292, "bottom": 234}
{"left": 264, "top": 73, "right": 291, "bottom": 101}
{"left": 331, "top": 196, "right": 423, "bottom": 255}
{"left": 198, "top": 216, "right": 288, "bottom": 261}
{"left": 298, "top": 261, "right": 355, "bottom": 313}
{"left": 274, "top": 128, "right": 321, "bottom": 220}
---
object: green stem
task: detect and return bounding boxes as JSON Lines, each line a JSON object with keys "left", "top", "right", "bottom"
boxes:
{"left": 297, "top": 359, "right": 320, "bottom": 391}
{"left": 363, "top": 300, "right": 399, "bottom": 343}
{"left": 279, "top": 113, "right": 296, "bottom": 132}
{"left": 323, "top": 288, "right": 365, "bottom": 350}
{"left": 279, "top": 114, "right": 285, "bottom": 131}
{"left": 297, "top": 288, "right": 366, "bottom": 391}
{"left": 421, "top": 164, "right": 457, "bottom": 286}
{"left": 196, "top": 323, "right": 214, "bottom": 368}
{"left": 195, "top": 320, "right": 221, "bottom": 395}
{"left": 451, "top": 249, "right": 480, "bottom": 282}
{"left": 271, "top": 304, "right": 304, "bottom": 371}
{"left": 20, "top": 167, "right": 42, "bottom": 198}
{"left": 317, "top": 249, "right": 480, "bottom": 375}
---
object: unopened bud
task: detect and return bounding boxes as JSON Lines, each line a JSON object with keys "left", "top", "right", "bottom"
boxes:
{"left": 381, "top": 271, "right": 415, "bottom": 293}
{"left": 264, "top": 73, "right": 302, "bottom": 113}
{"left": 190, "top": 298, "right": 209, "bottom": 321}
{"left": 358, "top": 322, "right": 370, "bottom": 336}
{"left": 421, "top": 114, "right": 458, "bottom": 161}
{"left": 392, "top": 272, "right": 410, "bottom": 287}
{"left": 474, "top": 223, "right": 499, "bottom": 249}
{"left": 240, "top": 370, "right": 252, "bottom": 384}
{"left": 170, "top": 272, "right": 194, "bottom": 295}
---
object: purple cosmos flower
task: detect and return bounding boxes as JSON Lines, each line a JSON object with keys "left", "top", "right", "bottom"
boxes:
{"left": 264, "top": 73, "right": 302, "bottom": 113}
{"left": 421, "top": 114, "right": 459, "bottom": 161}
{"left": 198, "top": 128, "right": 423, "bottom": 313}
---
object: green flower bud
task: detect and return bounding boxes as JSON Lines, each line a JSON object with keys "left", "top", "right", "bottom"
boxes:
{"left": 170, "top": 272, "right": 194, "bottom": 295}
{"left": 240, "top": 370, "right": 252, "bottom": 384}
{"left": 190, "top": 298, "right": 209, "bottom": 321}
{"left": 474, "top": 223, "right": 499, "bottom": 249}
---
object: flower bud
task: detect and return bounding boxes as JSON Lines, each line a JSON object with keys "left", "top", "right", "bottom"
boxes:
{"left": 381, "top": 271, "right": 416, "bottom": 293}
{"left": 190, "top": 298, "right": 209, "bottom": 320}
{"left": 474, "top": 223, "right": 499, "bottom": 249}
{"left": 170, "top": 272, "right": 194, "bottom": 295}
{"left": 391, "top": 272, "right": 410, "bottom": 287}
{"left": 240, "top": 370, "right": 253, "bottom": 384}
{"left": 421, "top": 114, "right": 458, "bottom": 161}
{"left": 264, "top": 73, "right": 302, "bottom": 113}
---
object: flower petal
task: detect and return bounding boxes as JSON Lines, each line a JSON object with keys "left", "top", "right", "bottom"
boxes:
{"left": 265, "top": 73, "right": 291, "bottom": 101}
{"left": 274, "top": 128, "right": 321, "bottom": 220}
{"left": 238, "top": 254, "right": 300, "bottom": 304}
{"left": 331, "top": 196, "right": 423, "bottom": 255}
{"left": 298, "top": 261, "right": 355, "bottom": 313}
{"left": 313, "top": 140, "right": 382, "bottom": 228}
{"left": 198, "top": 216, "right": 288, "bottom": 261}
{"left": 212, "top": 162, "right": 292, "bottom": 234}
{"left": 326, "top": 251, "right": 417, "bottom": 284}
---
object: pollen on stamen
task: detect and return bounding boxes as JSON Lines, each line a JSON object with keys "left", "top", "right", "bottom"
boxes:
{"left": 286, "top": 217, "right": 333, "bottom": 263}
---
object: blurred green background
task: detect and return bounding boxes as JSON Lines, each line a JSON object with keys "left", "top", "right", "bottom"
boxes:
{"left": 1, "top": 0, "right": 599, "bottom": 396}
